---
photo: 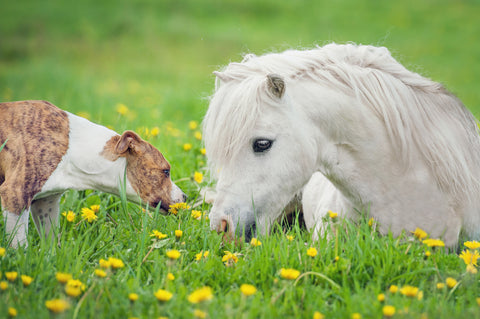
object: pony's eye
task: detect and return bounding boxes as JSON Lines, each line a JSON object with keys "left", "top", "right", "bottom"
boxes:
{"left": 252, "top": 139, "right": 273, "bottom": 153}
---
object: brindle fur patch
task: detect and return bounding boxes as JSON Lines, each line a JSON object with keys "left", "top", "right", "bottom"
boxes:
{"left": 0, "top": 100, "right": 69, "bottom": 214}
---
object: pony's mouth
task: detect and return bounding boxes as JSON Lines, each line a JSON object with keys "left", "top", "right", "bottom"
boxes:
{"left": 243, "top": 221, "right": 257, "bottom": 242}
{"left": 219, "top": 219, "right": 257, "bottom": 244}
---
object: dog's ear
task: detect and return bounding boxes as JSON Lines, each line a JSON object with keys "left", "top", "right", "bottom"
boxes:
{"left": 115, "top": 130, "right": 143, "bottom": 155}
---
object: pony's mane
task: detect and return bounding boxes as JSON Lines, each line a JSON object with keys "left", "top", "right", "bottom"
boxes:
{"left": 203, "top": 43, "right": 480, "bottom": 202}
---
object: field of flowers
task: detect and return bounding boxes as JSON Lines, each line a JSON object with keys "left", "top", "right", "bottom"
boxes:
{"left": 2, "top": 0, "right": 480, "bottom": 318}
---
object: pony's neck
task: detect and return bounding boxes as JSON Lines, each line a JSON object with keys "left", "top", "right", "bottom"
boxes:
{"left": 298, "top": 87, "right": 459, "bottom": 243}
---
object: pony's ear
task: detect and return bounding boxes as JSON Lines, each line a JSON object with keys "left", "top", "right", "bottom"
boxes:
{"left": 266, "top": 74, "right": 285, "bottom": 99}
{"left": 213, "top": 71, "right": 231, "bottom": 82}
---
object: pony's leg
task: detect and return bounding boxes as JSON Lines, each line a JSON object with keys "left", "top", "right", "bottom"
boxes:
{"left": 302, "top": 172, "right": 352, "bottom": 240}
{"left": 31, "top": 194, "right": 62, "bottom": 242}
{"left": 3, "top": 209, "right": 30, "bottom": 248}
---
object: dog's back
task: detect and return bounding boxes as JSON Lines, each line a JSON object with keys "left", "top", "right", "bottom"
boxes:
{"left": 0, "top": 100, "right": 69, "bottom": 213}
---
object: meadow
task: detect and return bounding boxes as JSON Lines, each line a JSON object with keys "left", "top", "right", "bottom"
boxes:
{"left": 1, "top": 0, "right": 480, "bottom": 318}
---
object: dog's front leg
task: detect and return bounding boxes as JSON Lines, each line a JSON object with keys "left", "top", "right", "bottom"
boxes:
{"left": 31, "top": 194, "right": 62, "bottom": 242}
{"left": 3, "top": 209, "right": 30, "bottom": 248}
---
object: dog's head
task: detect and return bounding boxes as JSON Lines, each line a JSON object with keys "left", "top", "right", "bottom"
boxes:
{"left": 103, "top": 130, "right": 186, "bottom": 211}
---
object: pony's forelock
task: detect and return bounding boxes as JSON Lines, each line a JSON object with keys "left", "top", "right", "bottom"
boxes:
{"left": 203, "top": 43, "right": 480, "bottom": 201}
{"left": 203, "top": 74, "right": 273, "bottom": 177}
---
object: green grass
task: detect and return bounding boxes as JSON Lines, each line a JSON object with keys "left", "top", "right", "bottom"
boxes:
{"left": 1, "top": 0, "right": 480, "bottom": 318}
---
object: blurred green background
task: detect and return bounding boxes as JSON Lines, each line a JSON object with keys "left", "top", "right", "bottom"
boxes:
{"left": 1, "top": 0, "right": 479, "bottom": 140}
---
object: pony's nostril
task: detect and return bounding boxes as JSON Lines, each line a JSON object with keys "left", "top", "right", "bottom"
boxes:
{"left": 220, "top": 219, "right": 229, "bottom": 233}
{"left": 181, "top": 193, "right": 187, "bottom": 202}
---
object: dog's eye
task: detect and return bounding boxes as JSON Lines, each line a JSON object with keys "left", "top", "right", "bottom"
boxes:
{"left": 163, "top": 169, "right": 170, "bottom": 178}
{"left": 252, "top": 139, "right": 273, "bottom": 153}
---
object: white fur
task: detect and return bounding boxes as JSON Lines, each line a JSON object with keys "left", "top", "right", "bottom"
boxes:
{"left": 203, "top": 43, "right": 480, "bottom": 246}
{"left": 40, "top": 113, "right": 140, "bottom": 201}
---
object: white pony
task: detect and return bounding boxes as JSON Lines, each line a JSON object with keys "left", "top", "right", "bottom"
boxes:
{"left": 203, "top": 43, "right": 480, "bottom": 247}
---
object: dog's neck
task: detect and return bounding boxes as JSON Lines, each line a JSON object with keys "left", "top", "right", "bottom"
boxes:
{"left": 39, "top": 113, "right": 140, "bottom": 202}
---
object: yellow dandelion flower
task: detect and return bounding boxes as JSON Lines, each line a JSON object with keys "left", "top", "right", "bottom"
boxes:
{"left": 425, "top": 250, "right": 431, "bottom": 257}
{"left": 313, "top": 312, "right": 325, "bottom": 319}
{"left": 194, "top": 309, "right": 207, "bottom": 318}
{"left": 64, "top": 279, "right": 85, "bottom": 298}
{"left": 76, "top": 112, "right": 90, "bottom": 120}
{"left": 459, "top": 249, "right": 479, "bottom": 266}
{"left": 422, "top": 238, "right": 445, "bottom": 248}
{"left": 150, "top": 127, "right": 160, "bottom": 137}
{"left": 8, "top": 307, "right": 17, "bottom": 317}
{"left": 94, "top": 269, "right": 107, "bottom": 278}
{"left": 183, "top": 143, "right": 192, "bottom": 151}
{"left": 279, "top": 268, "right": 301, "bottom": 280}
{"left": 467, "top": 264, "right": 478, "bottom": 274}
{"left": 151, "top": 230, "right": 168, "bottom": 239}
{"left": 377, "top": 293, "right": 385, "bottom": 302}
{"left": 0, "top": 247, "right": 5, "bottom": 257}
{"left": 286, "top": 235, "right": 294, "bottom": 241}
{"left": 62, "top": 211, "right": 76, "bottom": 222}
{"left": 99, "top": 258, "right": 111, "bottom": 268}
{"left": 382, "top": 305, "right": 396, "bottom": 317}
{"left": 21, "top": 275, "right": 33, "bottom": 286}
{"left": 240, "top": 284, "right": 257, "bottom": 296}
{"left": 128, "top": 293, "right": 139, "bottom": 302}
{"left": 328, "top": 210, "right": 338, "bottom": 219}
{"left": 195, "top": 251, "right": 210, "bottom": 261}
{"left": 200, "top": 148, "right": 206, "bottom": 155}
{"left": 189, "top": 121, "right": 198, "bottom": 130}
{"left": 412, "top": 228, "right": 428, "bottom": 240}
{"left": 351, "top": 313, "right": 361, "bottom": 319}
{"left": 81, "top": 207, "right": 98, "bottom": 223}
{"left": 45, "top": 299, "right": 70, "bottom": 313}
{"left": 222, "top": 251, "right": 239, "bottom": 266}
{"left": 65, "top": 285, "right": 82, "bottom": 297}
{"left": 464, "top": 241, "right": 480, "bottom": 250}
{"left": 194, "top": 131, "right": 202, "bottom": 140}
{"left": 250, "top": 238, "right": 262, "bottom": 247}
{"left": 191, "top": 210, "right": 203, "bottom": 220}
{"left": 446, "top": 277, "right": 457, "bottom": 288}
{"left": 90, "top": 205, "right": 100, "bottom": 213}
{"left": 0, "top": 281, "right": 8, "bottom": 290}
{"left": 389, "top": 285, "right": 398, "bottom": 294}
{"left": 167, "top": 273, "right": 175, "bottom": 281}
{"left": 55, "top": 272, "right": 72, "bottom": 284}
{"left": 307, "top": 247, "right": 318, "bottom": 257}
{"left": 175, "top": 229, "right": 183, "bottom": 238}
{"left": 187, "top": 286, "right": 213, "bottom": 304}
{"left": 116, "top": 103, "right": 129, "bottom": 116}
{"left": 477, "top": 297, "right": 480, "bottom": 306}
{"left": 400, "top": 285, "right": 419, "bottom": 298}
{"left": 193, "top": 171, "right": 203, "bottom": 183}
{"left": 368, "top": 217, "right": 374, "bottom": 227}
{"left": 108, "top": 257, "right": 125, "bottom": 269}
{"left": 166, "top": 249, "right": 181, "bottom": 260}
{"left": 154, "top": 288, "right": 173, "bottom": 302}
{"left": 436, "top": 283, "right": 445, "bottom": 289}
{"left": 169, "top": 202, "right": 190, "bottom": 215}
{"left": 5, "top": 272, "right": 17, "bottom": 282}
{"left": 417, "top": 290, "right": 424, "bottom": 300}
